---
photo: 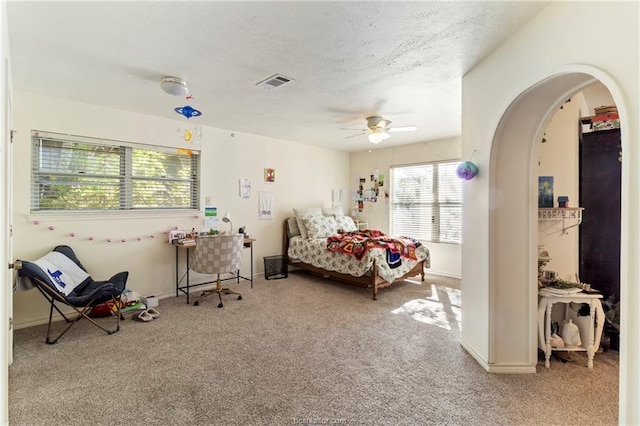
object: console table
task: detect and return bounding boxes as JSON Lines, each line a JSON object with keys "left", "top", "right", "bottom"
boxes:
{"left": 537, "top": 289, "right": 604, "bottom": 368}
{"left": 173, "top": 238, "right": 255, "bottom": 304}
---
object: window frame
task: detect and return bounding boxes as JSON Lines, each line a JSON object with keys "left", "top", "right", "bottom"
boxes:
{"left": 30, "top": 130, "right": 200, "bottom": 214}
{"left": 389, "top": 160, "right": 462, "bottom": 244}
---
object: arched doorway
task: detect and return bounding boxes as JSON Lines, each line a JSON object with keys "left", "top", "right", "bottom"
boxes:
{"left": 488, "top": 72, "right": 599, "bottom": 368}
{"left": 487, "top": 67, "right": 630, "bottom": 408}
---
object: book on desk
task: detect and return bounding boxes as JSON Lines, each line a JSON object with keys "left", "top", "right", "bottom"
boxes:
{"left": 173, "top": 238, "right": 196, "bottom": 246}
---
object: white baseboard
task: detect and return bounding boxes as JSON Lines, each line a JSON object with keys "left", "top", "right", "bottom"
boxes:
{"left": 460, "top": 338, "right": 490, "bottom": 370}
{"left": 14, "top": 289, "right": 180, "bottom": 330}
{"left": 485, "top": 364, "right": 537, "bottom": 374}
{"left": 425, "top": 270, "right": 461, "bottom": 280}
{"left": 459, "top": 339, "right": 537, "bottom": 374}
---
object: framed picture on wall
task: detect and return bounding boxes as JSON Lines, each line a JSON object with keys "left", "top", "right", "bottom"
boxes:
{"left": 538, "top": 176, "right": 554, "bottom": 208}
{"left": 265, "top": 168, "right": 275, "bottom": 183}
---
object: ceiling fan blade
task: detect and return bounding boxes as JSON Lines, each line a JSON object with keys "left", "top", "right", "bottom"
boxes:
{"left": 381, "top": 132, "right": 391, "bottom": 140}
{"left": 345, "top": 132, "right": 366, "bottom": 139}
{"left": 389, "top": 126, "right": 417, "bottom": 132}
{"left": 340, "top": 127, "right": 367, "bottom": 131}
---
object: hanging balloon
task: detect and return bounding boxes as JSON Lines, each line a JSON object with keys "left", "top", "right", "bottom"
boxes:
{"left": 456, "top": 161, "right": 478, "bottom": 180}
{"left": 174, "top": 105, "right": 202, "bottom": 119}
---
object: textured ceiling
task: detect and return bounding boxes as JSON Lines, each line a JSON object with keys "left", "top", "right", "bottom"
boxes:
{"left": 6, "top": 1, "right": 549, "bottom": 152}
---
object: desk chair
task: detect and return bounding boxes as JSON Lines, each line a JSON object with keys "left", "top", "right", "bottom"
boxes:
{"left": 190, "top": 234, "right": 244, "bottom": 308}
{"left": 16, "top": 245, "right": 128, "bottom": 344}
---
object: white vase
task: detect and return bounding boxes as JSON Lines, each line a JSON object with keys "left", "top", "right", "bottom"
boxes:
{"left": 575, "top": 315, "right": 594, "bottom": 348}
{"left": 561, "top": 319, "right": 582, "bottom": 347}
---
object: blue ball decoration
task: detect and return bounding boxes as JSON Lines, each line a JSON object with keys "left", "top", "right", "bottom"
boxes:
{"left": 456, "top": 161, "right": 478, "bottom": 180}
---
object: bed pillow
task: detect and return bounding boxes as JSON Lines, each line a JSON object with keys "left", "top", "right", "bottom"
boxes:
{"left": 286, "top": 217, "right": 301, "bottom": 238}
{"left": 303, "top": 215, "right": 338, "bottom": 239}
{"left": 336, "top": 215, "right": 358, "bottom": 232}
{"left": 293, "top": 207, "right": 322, "bottom": 239}
{"left": 321, "top": 206, "right": 344, "bottom": 217}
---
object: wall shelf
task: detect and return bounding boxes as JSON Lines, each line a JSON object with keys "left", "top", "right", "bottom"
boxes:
{"left": 538, "top": 207, "right": 584, "bottom": 234}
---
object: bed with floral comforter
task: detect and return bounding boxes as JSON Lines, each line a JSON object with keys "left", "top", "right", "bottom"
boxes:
{"left": 284, "top": 213, "right": 429, "bottom": 299}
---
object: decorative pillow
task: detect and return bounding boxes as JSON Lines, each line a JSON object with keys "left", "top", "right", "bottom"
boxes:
{"left": 336, "top": 215, "right": 357, "bottom": 232}
{"left": 286, "top": 217, "right": 301, "bottom": 238}
{"left": 321, "top": 206, "right": 344, "bottom": 217}
{"left": 293, "top": 207, "right": 322, "bottom": 239}
{"left": 303, "top": 215, "right": 338, "bottom": 239}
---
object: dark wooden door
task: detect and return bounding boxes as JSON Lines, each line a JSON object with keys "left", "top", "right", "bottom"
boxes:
{"left": 579, "top": 129, "right": 621, "bottom": 300}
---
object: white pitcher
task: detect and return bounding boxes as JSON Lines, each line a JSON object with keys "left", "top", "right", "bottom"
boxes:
{"left": 561, "top": 319, "right": 582, "bottom": 347}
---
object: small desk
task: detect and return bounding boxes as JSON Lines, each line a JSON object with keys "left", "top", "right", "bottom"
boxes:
{"left": 537, "top": 289, "right": 604, "bottom": 368}
{"left": 174, "top": 238, "right": 255, "bottom": 304}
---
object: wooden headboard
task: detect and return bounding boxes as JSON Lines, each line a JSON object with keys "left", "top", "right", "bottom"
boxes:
{"left": 282, "top": 217, "right": 298, "bottom": 258}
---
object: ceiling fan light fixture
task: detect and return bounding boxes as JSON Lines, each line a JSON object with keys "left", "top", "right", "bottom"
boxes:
{"left": 161, "top": 76, "right": 189, "bottom": 96}
{"left": 368, "top": 132, "right": 385, "bottom": 144}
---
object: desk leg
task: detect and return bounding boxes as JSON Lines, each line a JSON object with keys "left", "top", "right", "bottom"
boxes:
{"left": 175, "top": 246, "right": 179, "bottom": 298}
{"left": 186, "top": 247, "right": 190, "bottom": 305}
{"left": 250, "top": 242, "right": 254, "bottom": 288}
{"left": 545, "top": 302, "right": 552, "bottom": 368}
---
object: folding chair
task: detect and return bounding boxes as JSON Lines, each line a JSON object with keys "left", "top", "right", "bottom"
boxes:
{"left": 16, "top": 245, "right": 128, "bottom": 344}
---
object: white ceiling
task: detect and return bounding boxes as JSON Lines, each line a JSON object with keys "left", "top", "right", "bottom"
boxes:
{"left": 6, "top": 1, "right": 549, "bottom": 152}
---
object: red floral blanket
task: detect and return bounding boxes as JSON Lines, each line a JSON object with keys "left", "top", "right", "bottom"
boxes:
{"left": 326, "top": 230, "right": 422, "bottom": 266}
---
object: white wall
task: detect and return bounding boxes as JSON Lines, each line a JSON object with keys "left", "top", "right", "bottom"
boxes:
{"left": 349, "top": 137, "right": 461, "bottom": 277}
{"left": 12, "top": 91, "right": 350, "bottom": 328}
{"left": 581, "top": 83, "right": 616, "bottom": 115}
{"left": 1, "top": 1, "right": 11, "bottom": 423}
{"left": 536, "top": 93, "right": 583, "bottom": 281}
{"left": 462, "top": 1, "right": 639, "bottom": 423}
{"left": 537, "top": 88, "right": 617, "bottom": 284}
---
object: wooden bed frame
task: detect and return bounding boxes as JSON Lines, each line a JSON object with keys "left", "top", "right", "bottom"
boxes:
{"left": 282, "top": 219, "right": 426, "bottom": 300}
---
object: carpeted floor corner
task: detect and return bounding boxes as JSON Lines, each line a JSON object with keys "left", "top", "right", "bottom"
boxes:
{"left": 9, "top": 272, "right": 618, "bottom": 425}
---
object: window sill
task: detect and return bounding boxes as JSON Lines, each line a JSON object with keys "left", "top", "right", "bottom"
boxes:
{"left": 27, "top": 209, "right": 201, "bottom": 222}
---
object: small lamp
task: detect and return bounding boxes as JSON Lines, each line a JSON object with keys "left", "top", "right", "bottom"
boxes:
{"left": 222, "top": 212, "right": 233, "bottom": 234}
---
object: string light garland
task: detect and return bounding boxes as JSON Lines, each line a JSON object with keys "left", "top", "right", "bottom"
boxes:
{"left": 30, "top": 216, "right": 201, "bottom": 244}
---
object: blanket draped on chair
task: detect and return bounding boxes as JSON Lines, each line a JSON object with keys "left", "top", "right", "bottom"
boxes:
{"left": 32, "top": 251, "right": 90, "bottom": 295}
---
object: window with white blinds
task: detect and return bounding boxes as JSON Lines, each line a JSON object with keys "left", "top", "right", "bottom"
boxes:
{"left": 390, "top": 161, "right": 462, "bottom": 244}
{"left": 31, "top": 131, "right": 200, "bottom": 212}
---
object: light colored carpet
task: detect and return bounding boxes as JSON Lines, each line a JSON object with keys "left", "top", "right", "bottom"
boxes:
{"left": 9, "top": 272, "right": 618, "bottom": 425}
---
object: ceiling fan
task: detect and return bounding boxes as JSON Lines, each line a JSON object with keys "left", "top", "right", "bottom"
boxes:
{"left": 342, "top": 116, "right": 417, "bottom": 144}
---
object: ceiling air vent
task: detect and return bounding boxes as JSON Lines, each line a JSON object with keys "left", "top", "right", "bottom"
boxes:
{"left": 256, "top": 74, "right": 294, "bottom": 89}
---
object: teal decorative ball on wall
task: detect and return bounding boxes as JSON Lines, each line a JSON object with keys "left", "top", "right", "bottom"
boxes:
{"left": 456, "top": 161, "right": 478, "bottom": 180}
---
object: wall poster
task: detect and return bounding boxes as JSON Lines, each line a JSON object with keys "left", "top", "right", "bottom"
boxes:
{"left": 239, "top": 179, "right": 252, "bottom": 198}
{"left": 203, "top": 206, "right": 219, "bottom": 231}
{"left": 258, "top": 191, "right": 273, "bottom": 219}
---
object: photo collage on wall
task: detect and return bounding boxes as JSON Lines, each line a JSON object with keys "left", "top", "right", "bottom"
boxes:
{"left": 353, "top": 171, "right": 385, "bottom": 212}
